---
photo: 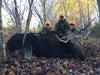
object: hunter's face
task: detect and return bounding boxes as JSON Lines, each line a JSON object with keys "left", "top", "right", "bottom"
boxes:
{"left": 46, "top": 24, "right": 51, "bottom": 29}
{"left": 69, "top": 25, "right": 75, "bottom": 30}
{"left": 60, "top": 16, "right": 64, "bottom": 21}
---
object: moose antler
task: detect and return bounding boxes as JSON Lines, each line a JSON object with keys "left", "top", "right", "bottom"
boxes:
{"left": 56, "top": 29, "right": 91, "bottom": 43}
{"left": 56, "top": 34, "right": 71, "bottom": 43}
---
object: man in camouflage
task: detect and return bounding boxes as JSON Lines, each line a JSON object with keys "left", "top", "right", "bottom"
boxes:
{"left": 69, "top": 22, "right": 77, "bottom": 34}
{"left": 69, "top": 22, "right": 85, "bottom": 46}
{"left": 69, "top": 22, "right": 84, "bottom": 34}
{"left": 39, "top": 21, "right": 52, "bottom": 35}
{"left": 54, "top": 15, "right": 69, "bottom": 36}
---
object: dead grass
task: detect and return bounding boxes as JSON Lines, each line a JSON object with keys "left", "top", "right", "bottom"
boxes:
{"left": 84, "top": 37, "right": 100, "bottom": 45}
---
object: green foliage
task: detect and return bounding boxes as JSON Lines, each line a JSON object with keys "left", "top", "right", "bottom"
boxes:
{"left": 37, "top": 22, "right": 42, "bottom": 32}
{"left": 38, "top": 22, "right": 42, "bottom": 29}
{"left": 91, "top": 22, "right": 100, "bottom": 38}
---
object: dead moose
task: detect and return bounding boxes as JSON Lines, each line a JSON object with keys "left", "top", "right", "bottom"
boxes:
{"left": 6, "top": 31, "right": 85, "bottom": 61}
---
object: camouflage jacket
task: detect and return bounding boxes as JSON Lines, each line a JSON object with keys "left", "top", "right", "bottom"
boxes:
{"left": 39, "top": 27, "right": 52, "bottom": 35}
{"left": 54, "top": 19, "right": 69, "bottom": 34}
{"left": 70, "top": 28, "right": 77, "bottom": 34}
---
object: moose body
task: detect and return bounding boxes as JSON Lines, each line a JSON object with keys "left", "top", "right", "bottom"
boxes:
{"left": 6, "top": 32, "right": 85, "bottom": 61}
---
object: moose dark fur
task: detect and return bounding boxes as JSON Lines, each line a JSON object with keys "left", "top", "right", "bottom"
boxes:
{"left": 6, "top": 32, "right": 85, "bottom": 61}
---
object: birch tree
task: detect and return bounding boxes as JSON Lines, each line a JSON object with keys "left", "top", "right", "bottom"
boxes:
{"left": 25, "top": 0, "right": 34, "bottom": 33}
{"left": 22, "top": 0, "right": 34, "bottom": 59}
{"left": 0, "top": 0, "right": 6, "bottom": 60}
{"left": 23, "top": 0, "right": 34, "bottom": 46}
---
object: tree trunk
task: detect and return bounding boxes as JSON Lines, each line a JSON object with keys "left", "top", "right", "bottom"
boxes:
{"left": 97, "top": 0, "right": 100, "bottom": 22}
{"left": 87, "top": 0, "right": 90, "bottom": 22}
{"left": 23, "top": 0, "right": 33, "bottom": 46}
{"left": 0, "top": 0, "right": 6, "bottom": 60}
{"left": 14, "top": 0, "right": 22, "bottom": 33}
{"left": 64, "top": 0, "right": 67, "bottom": 18}
{"left": 25, "top": 0, "right": 33, "bottom": 33}
{"left": 78, "top": 0, "right": 84, "bottom": 28}
{"left": 22, "top": 0, "right": 34, "bottom": 59}
{"left": 43, "top": 0, "right": 46, "bottom": 26}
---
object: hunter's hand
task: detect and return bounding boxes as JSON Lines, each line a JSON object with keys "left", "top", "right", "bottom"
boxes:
{"left": 81, "top": 31, "right": 85, "bottom": 34}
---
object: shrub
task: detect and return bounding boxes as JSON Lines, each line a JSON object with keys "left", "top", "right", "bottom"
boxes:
{"left": 91, "top": 22, "right": 100, "bottom": 38}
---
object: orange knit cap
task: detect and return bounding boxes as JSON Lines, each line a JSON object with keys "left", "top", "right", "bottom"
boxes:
{"left": 69, "top": 22, "right": 76, "bottom": 25}
{"left": 45, "top": 21, "right": 51, "bottom": 25}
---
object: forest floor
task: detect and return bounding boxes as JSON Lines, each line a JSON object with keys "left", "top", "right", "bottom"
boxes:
{"left": 0, "top": 37, "right": 100, "bottom": 75}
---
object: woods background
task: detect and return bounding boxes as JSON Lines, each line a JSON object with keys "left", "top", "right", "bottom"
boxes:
{"left": 0, "top": 0, "right": 100, "bottom": 59}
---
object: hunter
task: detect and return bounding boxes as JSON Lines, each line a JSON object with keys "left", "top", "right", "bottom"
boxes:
{"left": 54, "top": 15, "right": 69, "bottom": 36}
{"left": 69, "top": 22, "right": 77, "bottom": 34}
{"left": 39, "top": 21, "right": 52, "bottom": 35}
{"left": 69, "top": 22, "right": 84, "bottom": 34}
